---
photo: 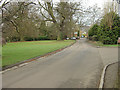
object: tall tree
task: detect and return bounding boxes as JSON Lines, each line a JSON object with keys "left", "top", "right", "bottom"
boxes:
{"left": 2, "top": 1, "right": 36, "bottom": 41}
{"left": 37, "top": 0, "right": 82, "bottom": 40}
{"left": 103, "top": 1, "right": 118, "bottom": 30}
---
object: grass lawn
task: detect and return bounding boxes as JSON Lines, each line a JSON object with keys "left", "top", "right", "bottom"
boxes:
{"left": 2, "top": 40, "right": 75, "bottom": 67}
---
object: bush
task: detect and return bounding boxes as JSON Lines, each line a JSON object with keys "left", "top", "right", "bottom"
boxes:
{"left": 102, "top": 37, "right": 111, "bottom": 44}
{"left": 24, "top": 37, "right": 34, "bottom": 41}
{"left": 88, "top": 24, "right": 99, "bottom": 41}
{"left": 92, "top": 35, "right": 98, "bottom": 41}
{"left": 37, "top": 36, "right": 49, "bottom": 40}
{"left": 89, "top": 11, "right": 120, "bottom": 45}
{"left": 25, "top": 36, "right": 50, "bottom": 41}
{"left": 11, "top": 37, "right": 20, "bottom": 42}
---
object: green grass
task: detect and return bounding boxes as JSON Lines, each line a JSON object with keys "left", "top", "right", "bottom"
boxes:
{"left": 88, "top": 40, "right": 119, "bottom": 47}
{"left": 103, "top": 44, "right": 118, "bottom": 47}
{"left": 2, "top": 40, "right": 75, "bottom": 67}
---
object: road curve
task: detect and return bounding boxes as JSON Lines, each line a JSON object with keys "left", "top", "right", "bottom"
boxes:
{"left": 2, "top": 39, "right": 108, "bottom": 88}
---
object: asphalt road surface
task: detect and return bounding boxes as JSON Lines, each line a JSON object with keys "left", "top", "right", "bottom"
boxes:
{"left": 2, "top": 38, "right": 118, "bottom": 88}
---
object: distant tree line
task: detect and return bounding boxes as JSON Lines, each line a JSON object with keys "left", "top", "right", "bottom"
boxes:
{"left": 1, "top": 0, "right": 88, "bottom": 42}
{"left": 0, "top": 0, "right": 102, "bottom": 42}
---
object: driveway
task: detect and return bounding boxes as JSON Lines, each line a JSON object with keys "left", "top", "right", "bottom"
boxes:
{"left": 2, "top": 38, "right": 118, "bottom": 88}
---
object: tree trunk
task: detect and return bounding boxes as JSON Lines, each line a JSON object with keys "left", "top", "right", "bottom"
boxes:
{"left": 57, "top": 31, "right": 63, "bottom": 41}
{"left": 2, "top": 37, "right": 6, "bottom": 47}
{"left": 110, "top": 25, "right": 112, "bottom": 30}
{"left": 20, "top": 35, "right": 24, "bottom": 41}
{"left": 57, "top": 18, "right": 64, "bottom": 41}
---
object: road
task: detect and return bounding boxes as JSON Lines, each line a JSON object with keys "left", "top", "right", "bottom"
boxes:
{"left": 2, "top": 38, "right": 118, "bottom": 88}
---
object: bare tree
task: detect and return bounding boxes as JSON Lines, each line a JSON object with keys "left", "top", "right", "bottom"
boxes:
{"left": 2, "top": 1, "right": 37, "bottom": 41}
{"left": 86, "top": 4, "right": 102, "bottom": 25}
{"left": 103, "top": 1, "right": 118, "bottom": 30}
{"left": 0, "top": 0, "right": 10, "bottom": 9}
{"left": 37, "top": 0, "right": 83, "bottom": 40}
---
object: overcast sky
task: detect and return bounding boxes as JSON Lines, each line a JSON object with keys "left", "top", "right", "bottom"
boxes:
{"left": 83, "top": 0, "right": 106, "bottom": 8}
{"left": 52, "top": 0, "right": 111, "bottom": 9}
{"left": 0, "top": 0, "right": 112, "bottom": 9}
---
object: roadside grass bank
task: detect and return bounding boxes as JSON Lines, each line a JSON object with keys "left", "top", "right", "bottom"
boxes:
{"left": 2, "top": 40, "right": 75, "bottom": 67}
{"left": 87, "top": 40, "right": 118, "bottom": 47}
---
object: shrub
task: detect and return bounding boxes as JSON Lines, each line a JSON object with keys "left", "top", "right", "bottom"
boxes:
{"left": 25, "top": 36, "right": 50, "bottom": 41}
{"left": 11, "top": 37, "right": 20, "bottom": 42}
{"left": 89, "top": 11, "right": 120, "bottom": 45}
{"left": 102, "top": 37, "right": 111, "bottom": 44}
{"left": 24, "top": 37, "right": 34, "bottom": 41}
{"left": 88, "top": 24, "right": 99, "bottom": 41}
{"left": 92, "top": 35, "right": 98, "bottom": 41}
{"left": 37, "top": 36, "right": 49, "bottom": 40}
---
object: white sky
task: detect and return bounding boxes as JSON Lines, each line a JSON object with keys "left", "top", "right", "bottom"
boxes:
{"left": 52, "top": 0, "right": 111, "bottom": 9}
{"left": 53, "top": 0, "right": 110, "bottom": 8}
{"left": 0, "top": 0, "right": 112, "bottom": 9}
{"left": 83, "top": 0, "right": 106, "bottom": 8}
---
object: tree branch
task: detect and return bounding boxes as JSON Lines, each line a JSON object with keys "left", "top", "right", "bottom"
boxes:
{"left": 37, "top": 0, "right": 48, "bottom": 11}
{"left": 10, "top": 20, "right": 19, "bottom": 34}
{"left": 39, "top": 8, "right": 53, "bottom": 22}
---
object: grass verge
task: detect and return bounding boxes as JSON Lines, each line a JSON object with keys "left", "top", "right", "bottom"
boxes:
{"left": 2, "top": 40, "right": 75, "bottom": 67}
{"left": 88, "top": 40, "right": 118, "bottom": 47}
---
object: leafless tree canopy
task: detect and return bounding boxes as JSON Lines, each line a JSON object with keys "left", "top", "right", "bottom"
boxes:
{"left": 1, "top": 0, "right": 103, "bottom": 41}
